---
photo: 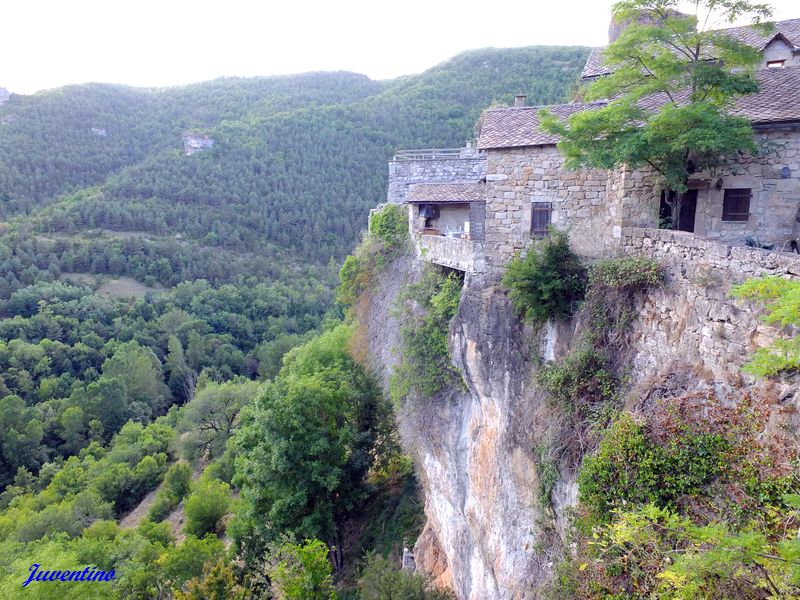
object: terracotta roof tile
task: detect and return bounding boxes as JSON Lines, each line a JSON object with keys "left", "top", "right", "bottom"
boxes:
{"left": 406, "top": 182, "right": 486, "bottom": 203}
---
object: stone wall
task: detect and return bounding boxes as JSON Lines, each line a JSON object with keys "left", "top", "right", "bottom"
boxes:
{"left": 417, "top": 235, "right": 484, "bottom": 274}
{"left": 483, "top": 146, "right": 616, "bottom": 270}
{"left": 689, "top": 126, "right": 800, "bottom": 246}
{"left": 762, "top": 38, "right": 800, "bottom": 67}
{"left": 622, "top": 226, "right": 800, "bottom": 378}
{"left": 388, "top": 152, "right": 486, "bottom": 206}
{"left": 478, "top": 125, "right": 800, "bottom": 274}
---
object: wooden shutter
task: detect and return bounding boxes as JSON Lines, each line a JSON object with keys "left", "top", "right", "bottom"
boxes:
{"left": 531, "top": 202, "right": 552, "bottom": 238}
{"left": 722, "top": 189, "right": 751, "bottom": 222}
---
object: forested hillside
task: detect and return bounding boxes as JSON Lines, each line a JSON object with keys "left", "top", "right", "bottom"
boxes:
{"left": 0, "top": 45, "right": 589, "bottom": 598}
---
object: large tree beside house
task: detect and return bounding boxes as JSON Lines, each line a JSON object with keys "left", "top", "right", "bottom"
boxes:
{"left": 540, "top": 0, "right": 774, "bottom": 230}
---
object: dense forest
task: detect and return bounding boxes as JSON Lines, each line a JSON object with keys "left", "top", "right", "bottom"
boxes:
{"left": 0, "top": 45, "right": 590, "bottom": 598}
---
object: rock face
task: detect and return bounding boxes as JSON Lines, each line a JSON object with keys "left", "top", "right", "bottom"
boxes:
{"left": 365, "top": 237, "right": 799, "bottom": 599}
{"left": 183, "top": 133, "right": 214, "bottom": 156}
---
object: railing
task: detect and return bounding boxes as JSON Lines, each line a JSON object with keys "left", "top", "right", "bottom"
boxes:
{"left": 393, "top": 148, "right": 478, "bottom": 161}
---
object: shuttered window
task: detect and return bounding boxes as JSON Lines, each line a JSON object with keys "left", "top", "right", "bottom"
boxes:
{"left": 531, "top": 202, "right": 552, "bottom": 238}
{"left": 722, "top": 189, "right": 751, "bottom": 222}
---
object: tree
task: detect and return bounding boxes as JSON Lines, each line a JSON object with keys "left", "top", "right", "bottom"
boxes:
{"left": 540, "top": 0, "right": 772, "bottom": 230}
{"left": 266, "top": 538, "right": 336, "bottom": 600}
{"left": 101, "top": 341, "right": 170, "bottom": 421}
{"left": 179, "top": 380, "right": 260, "bottom": 461}
{"left": 234, "top": 325, "right": 382, "bottom": 568}
{"left": 175, "top": 560, "right": 245, "bottom": 600}
{"left": 358, "top": 553, "right": 455, "bottom": 600}
{"left": 166, "top": 335, "right": 197, "bottom": 403}
{"left": 184, "top": 475, "right": 231, "bottom": 537}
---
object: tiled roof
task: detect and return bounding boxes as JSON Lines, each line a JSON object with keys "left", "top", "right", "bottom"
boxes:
{"left": 733, "top": 65, "right": 800, "bottom": 124}
{"left": 477, "top": 103, "right": 606, "bottom": 149}
{"left": 478, "top": 66, "right": 800, "bottom": 150}
{"left": 406, "top": 182, "right": 486, "bottom": 203}
{"left": 723, "top": 17, "right": 800, "bottom": 49}
{"left": 581, "top": 48, "right": 610, "bottom": 79}
{"left": 581, "top": 17, "right": 800, "bottom": 80}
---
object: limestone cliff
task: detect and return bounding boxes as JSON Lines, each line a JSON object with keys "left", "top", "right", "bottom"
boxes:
{"left": 364, "top": 231, "right": 799, "bottom": 600}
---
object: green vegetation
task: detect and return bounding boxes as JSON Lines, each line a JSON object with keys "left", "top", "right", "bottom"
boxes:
{"left": 266, "top": 538, "right": 337, "bottom": 600}
{"left": 558, "top": 395, "right": 800, "bottom": 598}
{"left": 184, "top": 475, "right": 232, "bottom": 537}
{"left": 368, "top": 204, "right": 409, "bottom": 256}
{"left": 577, "top": 413, "right": 728, "bottom": 519}
{"left": 391, "top": 268, "right": 464, "bottom": 403}
{"left": 0, "top": 43, "right": 593, "bottom": 599}
{"left": 540, "top": 0, "right": 770, "bottom": 230}
{"left": 536, "top": 255, "right": 661, "bottom": 412}
{"left": 149, "top": 461, "right": 193, "bottom": 522}
{"left": 233, "top": 325, "right": 386, "bottom": 563}
{"left": 732, "top": 276, "right": 800, "bottom": 376}
{"left": 338, "top": 203, "right": 410, "bottom": 308}
{"left": 357, "top": 553, "right": 455, "bottom": 600}
{"left": 538, "top": 346, "right": 617, "bottom": 409}
{"left": 503, "top": 229, "right": 586, "bottom": 323}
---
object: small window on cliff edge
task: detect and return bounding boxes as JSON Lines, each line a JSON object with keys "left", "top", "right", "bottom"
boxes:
{"left": 531, "top": 202, "right": 552, "bottom": 238}
{"left": 722, "top": 189, "right": 751, "bottom": 222}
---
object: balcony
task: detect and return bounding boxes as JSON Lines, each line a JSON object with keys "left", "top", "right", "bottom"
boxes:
{"left": 417, "top": 233, "right": 482, "bottom": 273}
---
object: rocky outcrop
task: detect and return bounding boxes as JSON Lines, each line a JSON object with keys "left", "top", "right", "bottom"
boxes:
{"left": 365, "top": 241, "right": 799, "bottom": 599}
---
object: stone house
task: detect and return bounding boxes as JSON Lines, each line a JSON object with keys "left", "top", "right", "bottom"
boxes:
{"left": 388, "top": 18, "right": 800, "bottom": 277}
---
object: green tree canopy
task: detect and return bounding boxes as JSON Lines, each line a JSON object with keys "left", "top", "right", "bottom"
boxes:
{"left": 233, "top": 325, "right": 383, "bottom": 566}
{"left": 541, "top": 0, "right": 773, "bottom": 229}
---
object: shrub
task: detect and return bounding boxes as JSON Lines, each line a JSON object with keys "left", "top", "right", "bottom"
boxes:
{"left": 537, "top": 346, "right": 616, "bottom": 410}
{"left": 266, "top": 538, "right": 336, "bottom": 600}
{"left": 369, "top": 204, "right": 408, "bottom": 253}
{"left": 338, "top": 205, "right": 409, "bottom": 309}
{"left": 390, "top": 269, "right": 463, "bottom": 403}
{"left": 184, "top": 476, "right": 231, "bottom": 537}
{"left": 731, "top": 277, "right": 800, "bottom": 376}
{"left": 358, "top": 553, "right": 455, "bottom": 600}
{"left": 337, "top": 253, "right": 370, "bottom": 307}
{"left": 577, "top": 414, "right": 728, "bottom": 520}
{"left": 164, "top": 461, "right": 192, "bottom": 499}
{"left": 502, "top": 229, "right": 586, "bottom": 323}
{"left": 149, "top": 463, "right": 192, "bottom": 522}
{"left": 587, "top": 256, "right": 662, "bottom": 294}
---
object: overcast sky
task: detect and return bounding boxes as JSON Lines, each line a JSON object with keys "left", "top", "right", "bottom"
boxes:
{"left": 3, "top": 0, "right": 798, "bottom": 94}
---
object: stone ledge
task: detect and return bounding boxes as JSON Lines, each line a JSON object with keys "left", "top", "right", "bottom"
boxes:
{"left": 417, "top": 235, "right": 484, "bottom": 274}
{"left": 622, "top": 227, "right": 800, "bottom": 277}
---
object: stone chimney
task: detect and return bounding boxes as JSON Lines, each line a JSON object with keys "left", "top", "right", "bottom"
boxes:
{"left": 514, "top": 94, "right": 527, "bottom": 107}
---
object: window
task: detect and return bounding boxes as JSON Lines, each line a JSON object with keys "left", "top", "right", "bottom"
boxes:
{"left": 767, "top": 60, "right": 786, "bottom": 68}
{"left": 722, "top": 189, "right": 751, "bottom": 222}
{"left": 531, "top": 202, "right": 552, "bottom": 238}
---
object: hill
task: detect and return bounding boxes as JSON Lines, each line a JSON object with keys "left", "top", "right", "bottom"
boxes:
{"left": 1, "top": 46, "right": 590, "bottom": 263}
{"left": 0, "top": 45, "right": 589, "bottom": 598}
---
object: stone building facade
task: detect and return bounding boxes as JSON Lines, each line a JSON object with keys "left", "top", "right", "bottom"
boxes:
{"left": 386, "top": 18, "right": 800, "bottom": 278}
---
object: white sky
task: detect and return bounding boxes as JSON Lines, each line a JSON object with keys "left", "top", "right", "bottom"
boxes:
{"left": 3, "top": 0, "right": 798, "bottom": 94}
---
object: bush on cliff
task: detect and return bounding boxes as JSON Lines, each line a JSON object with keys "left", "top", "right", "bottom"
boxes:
{"left": 390, "top": 268, "right": 463, "bottom": 404}
{"left": 337, "top": 204, "right": 409, "bottom": 308}
{"left": 731, "top": 276, "right": 800, "bottom": 377}
{"left": 502, "top": 229, "right": 586, "bottom": 323}
{"left": 369, "top": 204, "right": 408, "bottom": 254}
{"left": 558, "top": 393, "right": 800, "bottom": 598}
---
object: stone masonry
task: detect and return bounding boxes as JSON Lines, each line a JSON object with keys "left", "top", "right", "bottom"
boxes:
{"left": 387, "top": 147, "right": 486, "bottom": 206}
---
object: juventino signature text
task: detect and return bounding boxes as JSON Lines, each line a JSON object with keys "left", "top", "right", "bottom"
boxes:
{"left": 22, "top": 564, "right": 115, "bottom": 587}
